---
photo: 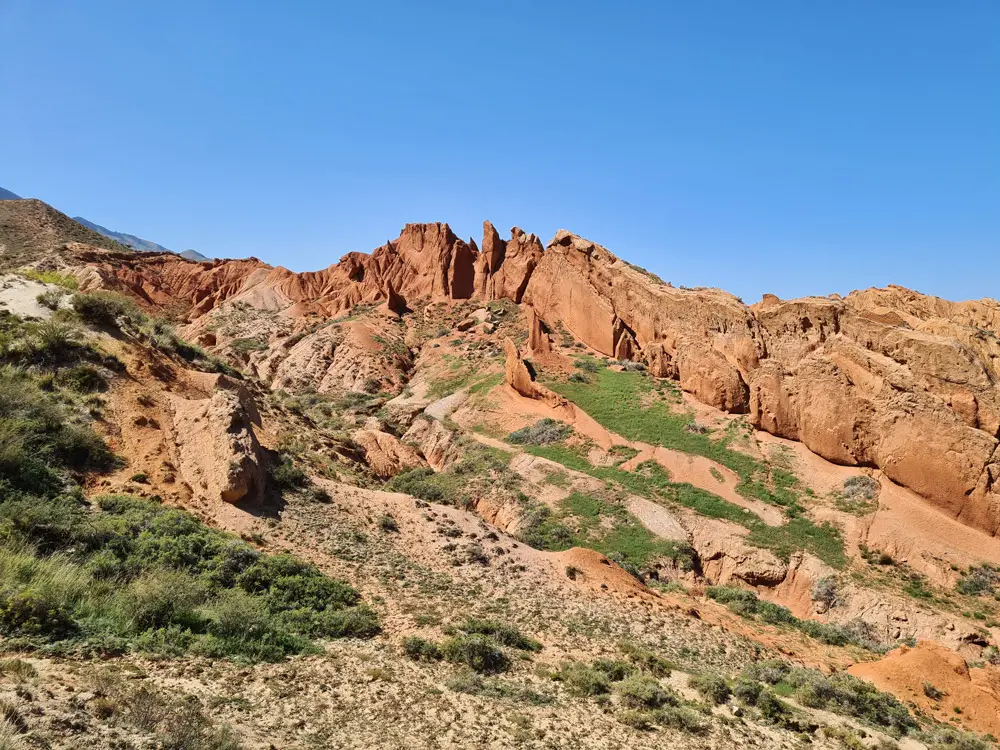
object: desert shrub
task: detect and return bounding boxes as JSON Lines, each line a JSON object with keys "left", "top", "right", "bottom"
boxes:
{"left": 591, "top": 659, "right": 634, "bottom": 682}
{"left": 573, "top": 357, "right": 602, "bottom": 374}
{"left": 707, "top": 586, "right": 884, "bottom": 650}
{"left": 458, "top": 617, "right": 541, "bottom": 652}
{"left": 615, "top": 674, "right": 678, "bottom": 709}
{"left": 0, "top": 367, "right": 117, "bottom": 495}
{"left": 507, "top": 418, "right": 572, "bottom": 446}
{"left": 956, "top": 565, "right": 1000, "bottom": 597}
{"left": 742, "top": 663, "right": 916, "bottom": 736}
{"left": 688, "top": 672, "right": 731, "bottom": 705}
{"left": 71, "top": 291, "right": 143, "bottom": 326}
{"left": 617, "top": 709, "right": 652, "bottom": 730}
{"left": 917, "top": 726, "right": 992, "bottom": 750}
{"left": 0, "top": 492, "right": 377, "bottom": 660}
{"left": 378, "top": 515, "right": 399, "bottom": 532}
{"left": 442, "top": 634, "right": 509, "bottom": 674}
{"left": 386, "top": 467, "right": 455, "bottom": 503}
{"left": 553, "top": 662, "right": 612, "bottom": 696}
{"left": 36, "top": 288, "right": 65, "bottom": 310}
{"left": 55, "top": 363, "right": 108, "bottom": 393}
{"left": 403, "top": 636, "right": 443, "bottom": 661}
{"left": 842, "top": 475, "right": 878, "bottom": 501}
{"left": 654, "top": 705, "right": 709, "bottom": 734}
{"left": 0, "top": 659, "right": 36, "bottom": 680}
{"left": 732, "top": 676, "right": 763, "bottom": 705}
{"left": 923, "top": 681, "right": 945, "bottom": 700}
{"left": 811, "top": 575, "right": 839, "bottom": 609}
{"left": 268, "top": 455, "right": 309, "bottom": 490}
{"left": 230, "top": 337, "right": 268, "bottom": 354}
{"left": 619, "top": 641, "right": 674, "bottom": 677}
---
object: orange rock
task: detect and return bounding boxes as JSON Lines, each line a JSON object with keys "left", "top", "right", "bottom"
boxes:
{"left": 526, "top": 306, "right": 550, "bottom": 355}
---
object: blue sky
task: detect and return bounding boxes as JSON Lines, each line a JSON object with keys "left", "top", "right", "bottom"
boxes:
{"left": 1, "top": 1, "right": 997, "bottom": 302}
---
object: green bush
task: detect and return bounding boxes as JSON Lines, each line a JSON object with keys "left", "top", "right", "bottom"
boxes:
{"left": 688, "top": 672, "right": 731, "bottom": 705}
{"left": 458, "top": 617, "right": 541, "bottom": 652}
{"left": 0, "top": 493, "right": 377, "bottom": 661}
{"left": 55, "top": 364, "right": 108, "bottom": 393}
{"left": 71, "top": 291, "right": 143, "bottom": 326}
{"left": 403, "top": 636, "right": 443, "bottom": 662}
{"left": 442, "top": 634, "right": 509, "bottom": 674}
{"left": 654, "top": 705, "right": 709, "bottom": 734}
{"left": 553, "top": 662, "right": 612, "bottom": 696}
{"left": 615, "top": 674, "right": 678, "bottom": 709}
{"left": 268, "top": 455, "right": 309, "bottom": 490}
{"left": 36, "top": 289, "right": 65, "bottom": 310}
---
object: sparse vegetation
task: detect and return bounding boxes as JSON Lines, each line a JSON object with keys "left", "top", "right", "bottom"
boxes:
{"left": 506, "top": 418, "right": 572, "bottom": 445}
{"left": 740, "top": 660, "right": 917, "bottom": 735}
{"left": 956, "top": 564, "right": 1000, "bottom": 597}
{"left": 707, "top": 586, "right": 891, "bottom": 651}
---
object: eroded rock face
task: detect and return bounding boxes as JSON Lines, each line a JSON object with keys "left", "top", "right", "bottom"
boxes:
{"left": 354, "top": 429, "right": 426, "bottom": 478}
{"left": 403, "top": 416, "right": 461, "bottom": 471}
{"left": 168, "top": 379, "right": 265, "bottom": 504}
{"left": 52, "top": 223, "right": 1000, "bottom": 536}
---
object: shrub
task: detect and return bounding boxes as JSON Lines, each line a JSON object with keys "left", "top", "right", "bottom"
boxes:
{"left": 956, "top": 565, "right": 1000, "bottom": 597}
{"left": 923, "top": 681, "right": 945, "bottom": 700}
{"left": 811, "top": 575, "right": 839, "bottom": 609}
{"left": 654, "top": 705, "right": 708, "bottom": 734}
{"left": 378, "top": 515, "right": 399, "bottom": 533}
{"left": 71, "top": 291, "right": 143, "bottom": 326}
{"left": 36, "top": 289, "right": 65, "bottom": 310}
{"left": 121, "top": 569, "right": 209, "bottom": 631}
{"left": 507, "top": 418, "right": 572, "bottom": 446}
{"left": 56, "top": 364, "right": 108, "bottom": 393}
{"left": 615, "top": 674, "right": 678, "bottom": 709}
{"left": 442, "top": 634, "right": 509, "bottom": 674}
{"left": 458, "top": 617, "right": 541, "bottom": 652}
{"left": 269, "top": 456, "right": 309, "bottom": 490}
{"left": 403, "top": 636, "right": 443, "bottom": 661}
{"left": 688, "top": 672, "right": 731, "bottom": 705}
{"left": 554, "top": 662, "right": 612, "bottom": 696}
{"left": 842, "top": 475, "right": 878, "bottom": 501}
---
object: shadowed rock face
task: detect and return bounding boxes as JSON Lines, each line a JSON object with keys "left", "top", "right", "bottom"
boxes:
{"left": 29, "top": 218, "right": 1000, "bottom": 536}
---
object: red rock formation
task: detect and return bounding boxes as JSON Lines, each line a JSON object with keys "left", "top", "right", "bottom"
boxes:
{"left": 44, "top": 221, "right": 1000, "bottom": 537}
{"left": 474, "top": 221, "right": 543, "bottom": 302}
{"left": 526, "top": 306, "right": 550, "bottom": 355}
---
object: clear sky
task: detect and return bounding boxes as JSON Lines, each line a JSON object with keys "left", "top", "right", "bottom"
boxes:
{"left": 1, "top": 1, "right": 997, "bottom": 303}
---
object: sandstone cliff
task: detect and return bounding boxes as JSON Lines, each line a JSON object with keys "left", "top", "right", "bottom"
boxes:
{"left": 35, "top": 220, "right": 1000, "bottom": 537}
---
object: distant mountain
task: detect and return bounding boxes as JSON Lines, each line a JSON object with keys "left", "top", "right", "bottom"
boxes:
{"left": 178, "top": 249, "right": 209, "bottom": 262}
{"left": 0, "top": 186, "right": 22, "bottom": 200}
{"left": 73, "top": 216, "right": 171, "bottom": 254}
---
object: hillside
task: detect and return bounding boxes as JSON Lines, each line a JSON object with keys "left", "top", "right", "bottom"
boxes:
{"left": 0, "top": 217, "right": 999, "bottom": 749}
{"left": 0, "top": 198, "right": 127, "bottom": 267}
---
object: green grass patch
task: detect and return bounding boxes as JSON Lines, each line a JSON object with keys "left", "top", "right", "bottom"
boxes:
{"left": 18, "top": 268, "right": 79, "bottom": 290}
{"left": 523, "top": 444, "right": 845, "bottom": 569}
{"left": 545, "top": 368, "right": 809, "bottom": 511}
{"left": 517, "top": 490, "right": 696, "bottom": 572}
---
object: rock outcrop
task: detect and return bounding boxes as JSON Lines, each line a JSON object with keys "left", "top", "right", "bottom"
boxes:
{"left": 353, "top": 428, "right": 426, "bottom": 478}
{"left": 37, "top": 218, "right": 1000, "bottom": 536}
{"left": 168, "top": 378, "right": 265, "bottom": 504}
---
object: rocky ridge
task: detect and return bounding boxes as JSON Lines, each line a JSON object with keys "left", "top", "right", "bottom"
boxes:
{"left": 31, "top": 219, "right": 1000, "bottom": 539}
